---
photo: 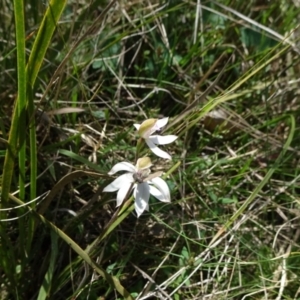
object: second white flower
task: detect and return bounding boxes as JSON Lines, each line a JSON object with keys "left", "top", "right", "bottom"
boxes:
{"left": 134, "top": 117, "right": 177, "bottom": 160}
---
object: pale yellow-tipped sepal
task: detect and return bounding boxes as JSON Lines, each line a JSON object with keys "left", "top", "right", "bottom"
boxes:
{"left": 136, "top": 157, "right": 152, "bottom": 170}
{"left": 138, "top": 118, "right": 157, "bottom": 138}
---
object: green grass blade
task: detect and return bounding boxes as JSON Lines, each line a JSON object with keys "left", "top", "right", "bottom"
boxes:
{"left": 26, "top": 0, "right": 67, "bottom": 85}
{"left": 0, "top": 223, "right": 18, "bottom": 298}
{"left": 6, "top": 192, "right": 134, "bottom": 300}
{"left": 26, "top": 0, "right": 67, "bottom": 255}
{"left": 1, "top": 102, "right": 19, "bottom": 213}
{"left": 1, "top": 1, "right": 27, "bottom": 285}
{"left": 13, "top": 0, "right": 28, "bottom": 281}
{"left": 210, "top": 114, "right": 295, "bottom": 245}
{"left": 27, "top": 86, "right": 37, "bottom": 204}
{"left": 1, "top": 0, "right": 27, "bottom": 209}
{"left": 25, "top": 0, "right": 67, "bottom": 206}
{"left": 14, "top": 0, "right": 26, "bottom": 201}
{"left": 37, "top": 230, "right": 58, "bottom": 300}
{"left": 1, "top": 0, "right": 67, "bottom": 206}
{"left": 25, "top": 0, "right": 67, "bottom": 210}
{"left": 226, "top": 114, "right": 295, "bottom": 226}
{"left": 26, "top": 86, "right": 37, "bottom": 256}
{"left": 58, "top": 149, "right": 106, "bottom": 172}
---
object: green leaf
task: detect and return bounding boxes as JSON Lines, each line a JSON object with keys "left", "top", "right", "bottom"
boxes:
{"left": 26, "top": 0, "right": 67, "bottom": 85}
{"left": 37, "top": 230, "right": 58, "bottom": 300}
{"left": 58, "top": 149, "right": 105, "bottom": 173}
{"left": 241, "top": 28, "right": 277, "bottom": 51}
{"left": 220, "top": 197, "right": 237, "bottom": 204}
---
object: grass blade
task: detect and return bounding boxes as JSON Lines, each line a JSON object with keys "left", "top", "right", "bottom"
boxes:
{"left": 6, "top": 192, "right": 134, "bottom": 300}
{"left": 210, "top": 114, "right": 295, "bottom": 245}
{"left": 26, "top": 0, "right": 67, "bottom": 85}
{"left": 37, "top": 230, "right": 58, "bottom": 300}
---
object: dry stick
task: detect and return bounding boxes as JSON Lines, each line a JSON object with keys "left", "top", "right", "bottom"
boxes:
{"left": 85, "top": 183, "right": 135, "bottom": 255}
{"left": 180, "top": 51, "right": 228, "bottom": 201}
{"left": 164, "top": 52, "right": 233, "bottom": 132}
{"left": 38, "top": 170, "right": 107, "bottom": 215}
{"left": 188, "top": 51, "right": 228, "bottom": 104}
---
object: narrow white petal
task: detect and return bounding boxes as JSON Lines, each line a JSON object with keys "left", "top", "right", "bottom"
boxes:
{"left": 133, "top": 124, "right": 140, "bottom": 130}
{"left": 148, "top": 185, "right": 165, "bottom": 202}
{"left": 150, "top": 177, "right": 171, "bottom": 202}
{"left": 149, "top": 135, "right": 177, "bottom": 145}
{"left": 134, "top": 183, "right": 150, "bottom": 217}
{"left": 108, "top": 162, "right": 136, "bottom": 175}
{"left": 116, "top": 182, "right": 134, "bottom": 206}
{"left": 103, "top": 173, "right": 134, "bottom": 192}
{"left": 156, "top": 117, "right": 169, "bottom": 129}
{"left": 145, "top": 139, "right": 172, "bottom": 159}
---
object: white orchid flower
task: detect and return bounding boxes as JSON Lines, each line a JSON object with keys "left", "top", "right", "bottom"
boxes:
{"left": 103, "top": 157, "right": 171, "bottom": 217}
{"left": 134, "top": 117, "right": 177, "bottom": 160}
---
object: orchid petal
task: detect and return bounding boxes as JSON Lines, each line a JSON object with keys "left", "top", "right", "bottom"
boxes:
{"left": 116, "top": 182, "right": 134, "bottom": 206}
{"left": 155, "top": 117, "right": 169, "bottom": 129}
{"left": 149, "top": 135, "right": 177, "bottom": 145}
{"left": 103, "top": 173, "right": 134, "bottom": 192}
{"left": 108, "top": 162, "right": 136, "bottom": 175}
{"left": 145, "top": 138, "right": 172, "bottom": 160}
{"left": 148, "top": 185, "right": 165, "bottom": 202}
{"left": 137, "top": 119, "right": 157, "bottom": 138}
{"left": 134, "top": 183, "right": 150, "bottom": 217}
{"left": 150, "top": 177, "right": 170, "bottom": 202}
